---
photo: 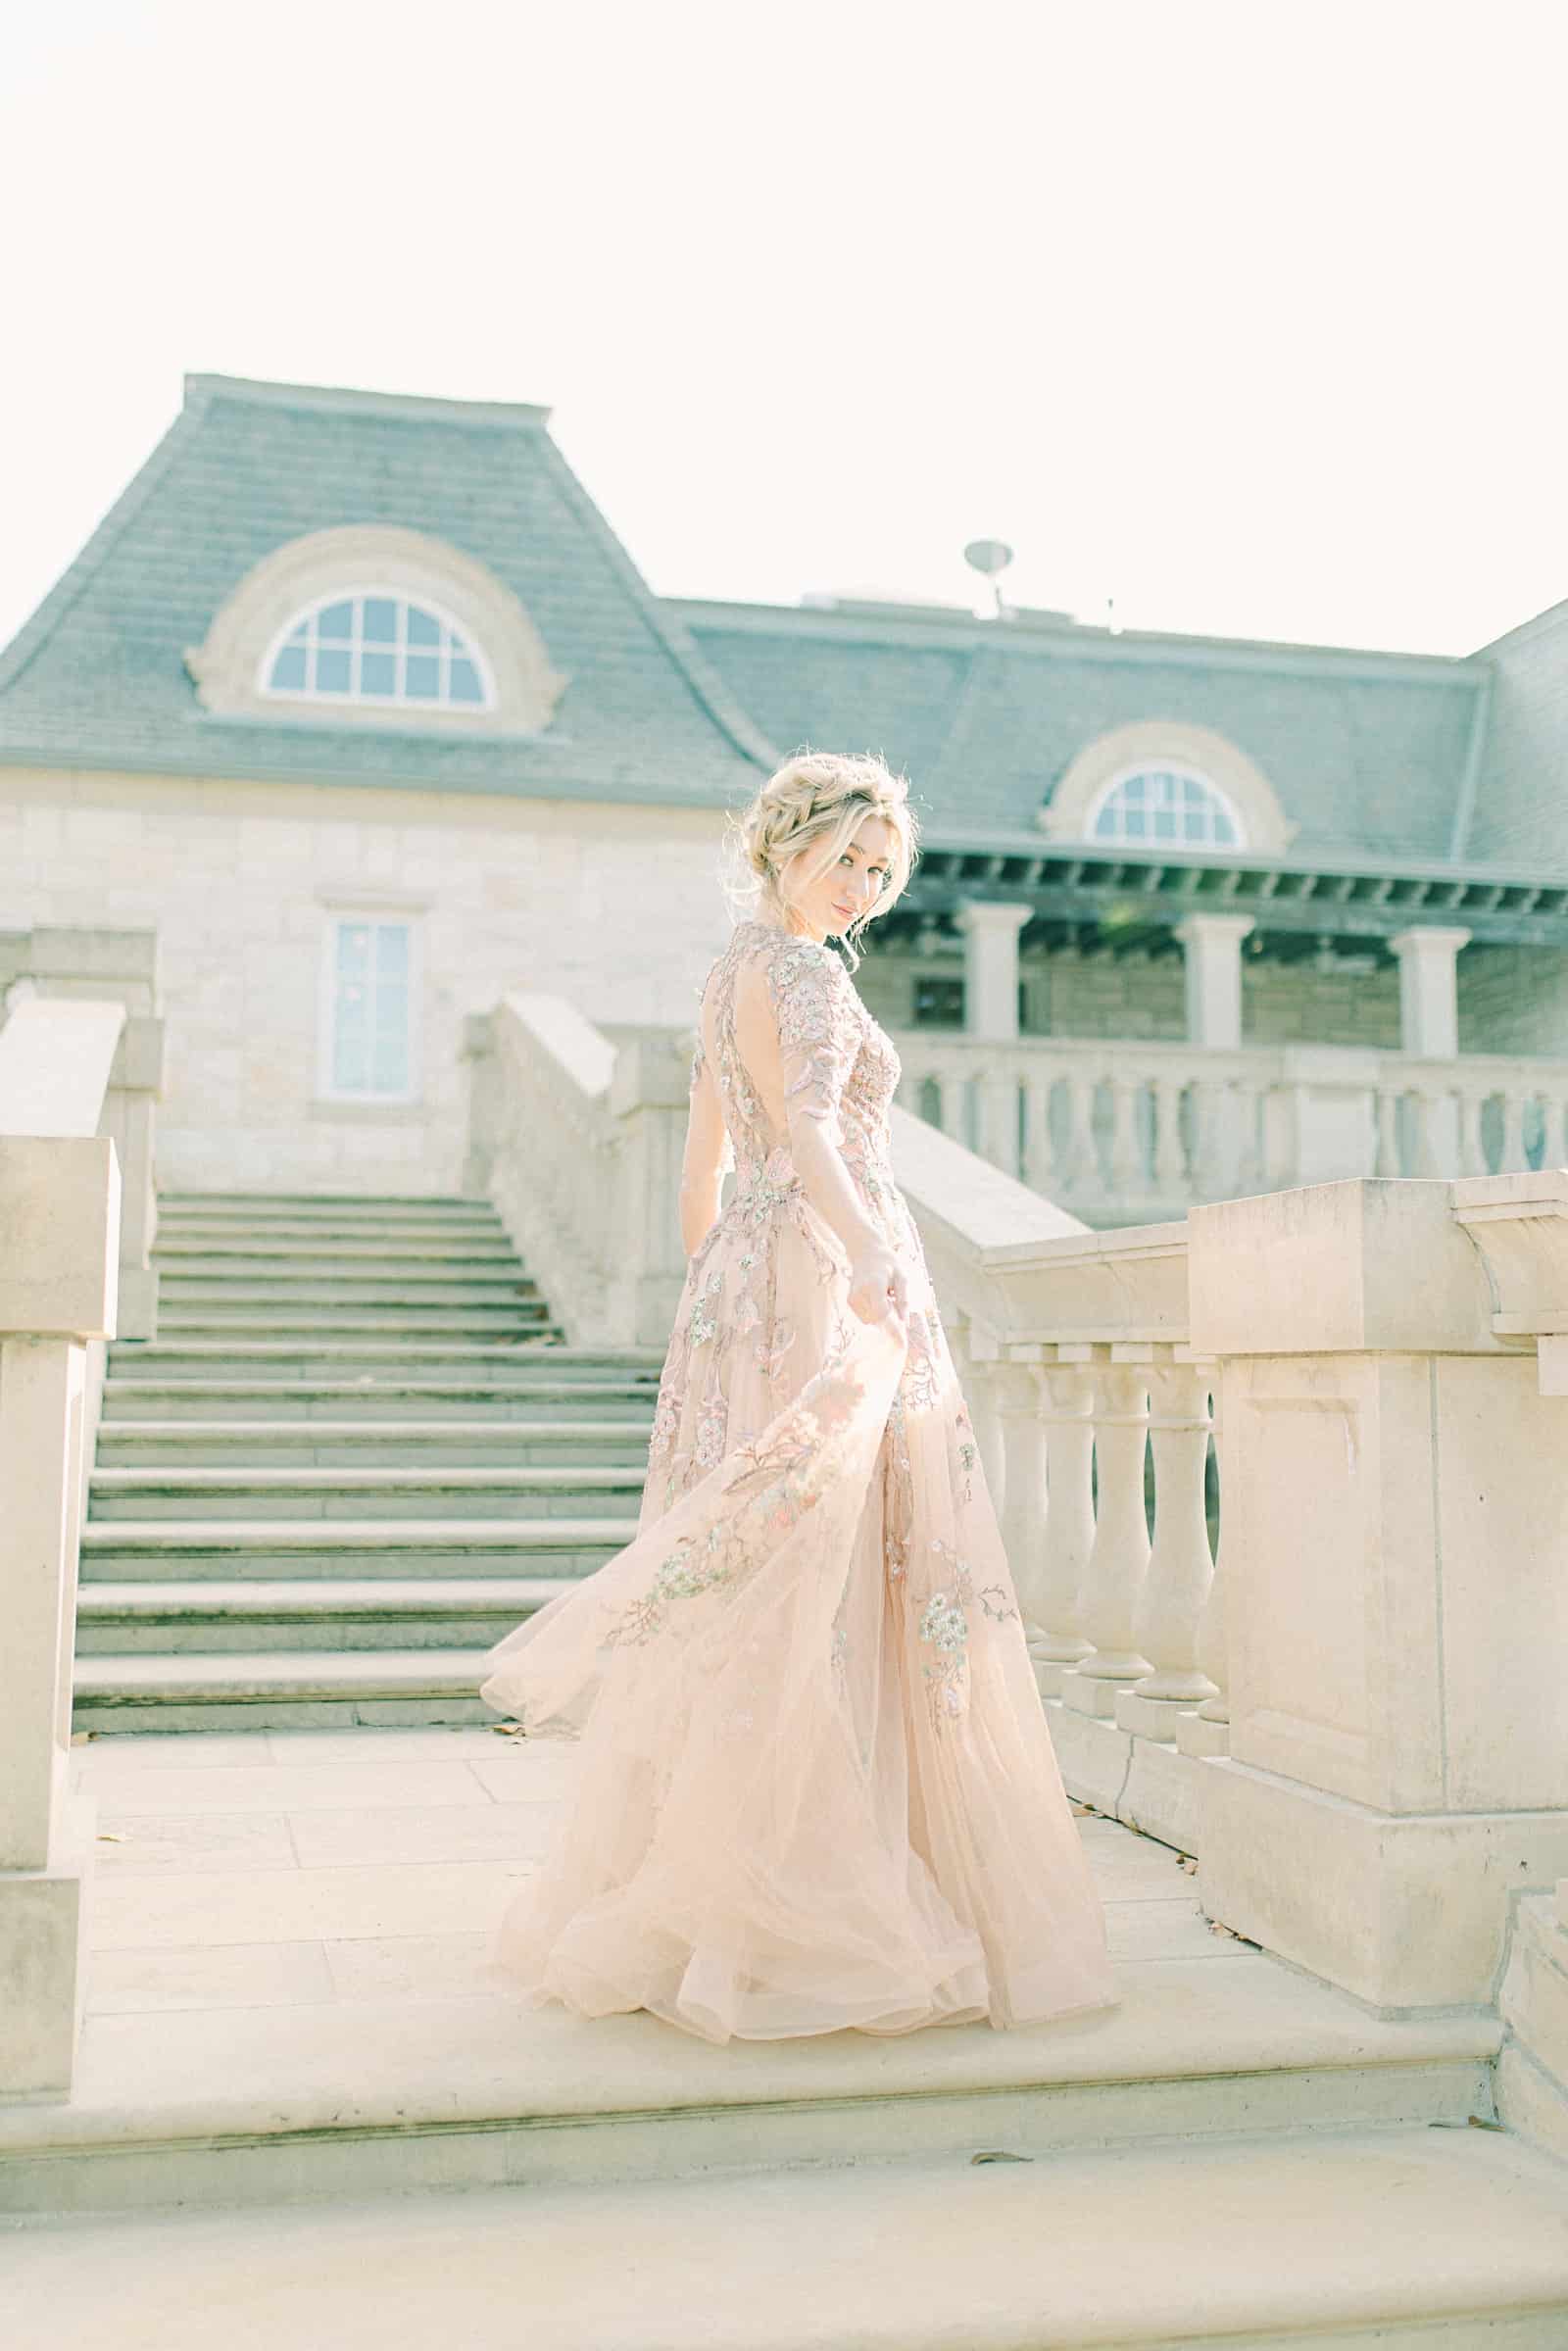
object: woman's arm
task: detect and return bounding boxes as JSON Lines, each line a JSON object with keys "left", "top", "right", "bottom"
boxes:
{"left": 767, "top": 944, "right": 908, "bottom": 1327}
{"left": 678, "top": 1039, "right": 730, "bottom": 1258}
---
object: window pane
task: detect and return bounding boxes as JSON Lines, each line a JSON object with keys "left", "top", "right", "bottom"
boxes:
{"left": 333, "top": 1031, "right": 370, "bottom": 1092}
{"left": 1152, "top": 808, "right": 1177, "bottom": 840}
{"left": 361, "top": 651, "right": 397, "bottom": 697}
{"left": 318, "top": 600, "right": 355, "bottom": 642}
{"left": 1213, "top": 812, "right": 1238, "bottom": 845}
{"left": 406, "top": 653, "right": 440, "bottom": 699}
{"left": 1122, "top": 808, "right": 1148, "bottom": 838}
{"left": 1093, "top": 806, "right": 1118, "bottom": 838}
{"left": 1120, "top": 775, "right": 1146, "bottom": 803}
{"left": 448, "top": 657, "right": 483, "bottom": 704}
{"left": 337, "top": 924, "right": 370, "bottom": 978}
{"left": 370, "top": 1034, "right": 410, "bottom": 1092}
{"left": 407, "top": 605, "right": 441, "bottom": 647}
{"left": 270, "top": 645, "right": 307, "bottom": 691}
{"left": 316, "top": 648, "right": 352, "bottom": 694}
{"left": 374, "top": 924, "right": 409, "bottom": 978}
{"left": 363, "top": 597, "right": 398, "bottom": 644}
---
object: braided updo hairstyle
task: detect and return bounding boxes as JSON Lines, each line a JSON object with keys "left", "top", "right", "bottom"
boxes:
{"left": 726, "top": 748, "right": 919, "bottom": 970}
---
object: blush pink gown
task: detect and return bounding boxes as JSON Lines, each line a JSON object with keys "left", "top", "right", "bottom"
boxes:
{"left": 478, "top": 915, "right": 1119, "bottom": 2044}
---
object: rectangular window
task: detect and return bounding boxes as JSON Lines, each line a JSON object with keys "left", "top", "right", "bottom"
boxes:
{"left": 318, "top": 914, "right": 418, "bottom": 1101}
{"left": 913, "top": 976, "right": 966, "bottom": 1029}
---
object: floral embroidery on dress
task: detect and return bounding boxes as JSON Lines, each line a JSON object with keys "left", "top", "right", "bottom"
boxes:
{"left": 687, "top": 1263, "right": 724, "bottom": 1349}
{"left": 914, "top": 1534, "right": 1021, "bottom": 1728}
{"left": 605, "top": 1348, "right": 869, "bottom": 1650}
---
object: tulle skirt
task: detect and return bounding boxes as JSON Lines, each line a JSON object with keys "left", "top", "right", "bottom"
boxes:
{"left": 478, "top": 1196, "right": 1119, "bottom": 2046}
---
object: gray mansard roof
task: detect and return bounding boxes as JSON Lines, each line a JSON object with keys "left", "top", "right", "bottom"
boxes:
{"left": 0, "top": 374, "right": 773, "bottom": 807}
{"left": 0, "top": 369, "right": 1558, "bottom": 882}
{"left": 675, "top": 599, "right": 1491, "bottom": 868}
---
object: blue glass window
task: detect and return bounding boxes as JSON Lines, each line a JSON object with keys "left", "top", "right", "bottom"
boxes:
{"left": 327, "top": 918, "right": 415, "bottom": 1099}
{"left": 1091, "top": 767, "right": 1244, "bottom": 851}
{"left": 264, "top": 594, "right": 491, "bottom": 711}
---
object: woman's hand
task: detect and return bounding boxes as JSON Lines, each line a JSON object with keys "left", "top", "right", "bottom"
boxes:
{"left": 848, "top": 1242, "right": 909, "bottom": 1328}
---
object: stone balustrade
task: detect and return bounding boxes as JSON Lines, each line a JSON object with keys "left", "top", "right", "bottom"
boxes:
{"left": 903, "top": 1123, "right": 1568, "bottom": 2018}
{"left": 893, "top": 1031, "right": 1568, "bottom": 1223}
{"left": 0, "top": 998, "right": 126, "bottom": 2097}
{"left": 456, "top": 1001, "right": 1568, "bottom": 2034}
{"left": 464, "top": 995, "right": 691, "bottom": 1347}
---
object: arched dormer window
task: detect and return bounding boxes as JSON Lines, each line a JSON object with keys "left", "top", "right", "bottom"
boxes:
{"left": 185, "top": 524, "right": 566, "bottom": 735}
{"left": 1089, "top": 764, "right": 1243, "bottom": 849}
{"left": 263, "top": 592, "right": 492, "bottom": 711}
{"left": 1036, "top": 719, "right": 1298, "bottom": 857}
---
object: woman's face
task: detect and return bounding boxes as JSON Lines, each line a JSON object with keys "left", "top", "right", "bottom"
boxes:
{"left": 784, "top": 812, "right": 898, "bottom": 941}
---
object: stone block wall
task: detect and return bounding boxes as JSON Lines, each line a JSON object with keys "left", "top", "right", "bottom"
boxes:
{"left": 0, "top": 767, "right": 729, "bottom": 1195}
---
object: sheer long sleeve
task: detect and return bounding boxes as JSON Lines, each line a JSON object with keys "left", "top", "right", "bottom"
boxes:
{"left": 765, "top": 941, "right": 880, "bottom": 1264}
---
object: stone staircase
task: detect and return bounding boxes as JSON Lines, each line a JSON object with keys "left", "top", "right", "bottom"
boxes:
{"left": 74, "top": 1192, "right": 662, "bottom": 1732}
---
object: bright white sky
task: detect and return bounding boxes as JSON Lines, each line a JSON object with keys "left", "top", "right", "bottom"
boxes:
{"left": 3, "top": 0, "right": 1564, "bottom": 661}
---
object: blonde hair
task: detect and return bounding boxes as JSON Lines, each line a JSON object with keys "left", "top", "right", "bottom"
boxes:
{"left": 725, "top": 748, "right": 919, "bottom": 970}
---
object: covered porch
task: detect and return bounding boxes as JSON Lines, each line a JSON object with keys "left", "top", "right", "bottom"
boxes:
{"left": 864, "top": 835, "right": 1568, "bottom": 1224}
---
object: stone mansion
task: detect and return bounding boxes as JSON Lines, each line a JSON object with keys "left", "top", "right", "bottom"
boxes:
{"left": 6, "top": 368, "right": 1568, "bottom": 1225}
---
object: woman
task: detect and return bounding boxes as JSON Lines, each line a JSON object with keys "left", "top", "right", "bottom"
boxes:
{"left": 478, "top": 750, "right": 1119, "bottom": 2044}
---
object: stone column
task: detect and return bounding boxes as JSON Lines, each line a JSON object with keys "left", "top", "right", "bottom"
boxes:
{"left": 0, "top": 1134, "right": 120, "bottom": 2095}
{"left": 1391, "top": 925, "right": 1470, "bottom": 1061}
{"left": 1174, "top": 911, "right": 1255, "bottom": 1050}
{"left": 1189, "top": 1175, "right": 1568, "bottom": 2010}
{"left": 1392, "top": 927, "right": 1470, "bottom": 1175}
{"left": 956, "top": 903, "right": 1033, "bottom": 1042}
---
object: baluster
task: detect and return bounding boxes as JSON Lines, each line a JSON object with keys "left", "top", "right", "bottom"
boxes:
{"left": 1500, "top": 1088, "right": 1527, "bottom": 1173}
{"left": 1116, "top": 1361, "right": 1219, "bottom": 1739}
{"left": 1105, "top": 1073, "right": 1143, "bottom": 1200}
{"left": 1152, "top": 1072, "right": 1188, "bottom": 1200}
{"left": 1543, "top": 1094, "right": 1568, "bottom": 1170}
{"left": 1022, "top": 1078, "right": 1054, "bottom": 1193}
{"left": 977, "top": 1067, "right": 1020, "bottom": 1175}
{"left": 1458, "top": 1088, "right": 1489, "bottom": 1178}
{"left": 1373, "top": 1086, "right": 1400, "bottom": 1177}
{"left": 1060, "top": 1358, "right": 1153, "bottom": 1717}
{"left": 1187, "top": 1078, "right": 1224, "bottom": 1198}
{"left": 936, "top": 1068, "right": 966, "bottom": 1146}
{"left": 1177, "top": 1366, "right": 1231, "bottom": 1758}
{"left": 1031, "top": 1353, "right": 1097, "bottom": 1695}
{"left": 1060, "top": 1070, "right": 1097, "bottom": 1194}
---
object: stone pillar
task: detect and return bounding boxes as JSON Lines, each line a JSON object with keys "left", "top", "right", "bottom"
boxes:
{"left": 956, "top": 902, "right": 1032, "bottom": 1042}
{"left": 1392, "top": 927, "right": 1470, "bottom": 1176}
{"left": 1174, "top": 912, "right": 1255, "bottom": 1050}
{"left": 1188, "top": 1175, "right": 1568, "bottom": 2009}
{"left": 0, "top": 1134, "right": 120, "bottom": 2095}
{"left": 1391, "top": 925, "right": 1470, "bottom": 1061}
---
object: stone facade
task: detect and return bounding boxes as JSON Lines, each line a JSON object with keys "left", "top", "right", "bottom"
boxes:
{"left": 1, "top": 766, "right": 727, "bottom": 1193}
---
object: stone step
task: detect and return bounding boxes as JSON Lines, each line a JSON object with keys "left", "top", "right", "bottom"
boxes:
{"left": 99, "top": 1379, "right": 660, "bottom": 1423}
{"left": 157, "top": 1192, "right": 503, "bottom": 1216}
{"left": 71, "top": 1646, "right": 503, "bottom": 1730}
{"left": 157, "top": 1276, "right": 544, "bottom": 1307}
{"left": 88, "top": 1466, "right": 645, "bottom": 1522}
{"left": 74, "top": 1577, "right": 566, "bottom": 1653}
{"left": 0, "top": 1898, "right": 1511, "bottom": 2217}
{"left": 105, "top": 1341, "right": 662, "bottom": 1382}
{"left": 79, "top": 1517, "right": 632, "bottom": 1581}
{"left": 94, "top": 1420, "right": 654, "bottom": 1466}
{"left": 153, "top": 1242, "right": 521, "bottom": 1273}
{"left": 153, "top": 1320, "right": 564, "bottom": 1347}
{"left": 156, "top": 1218, "right": 512, "bottom": 1249}
{"left": 9, "top": 2131, "right": 1568, "bottom": 2343}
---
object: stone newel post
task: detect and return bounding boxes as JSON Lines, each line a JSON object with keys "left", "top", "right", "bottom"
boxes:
{"left": 1188, "top": 1175, "right": 1568, "bottom": 2009}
